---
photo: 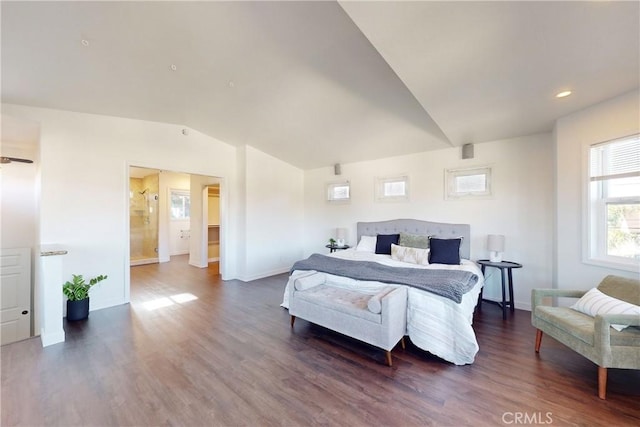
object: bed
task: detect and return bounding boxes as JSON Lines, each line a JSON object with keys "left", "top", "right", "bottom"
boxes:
{"left": 281, "top": 219, "right": 484, "bottom": 365}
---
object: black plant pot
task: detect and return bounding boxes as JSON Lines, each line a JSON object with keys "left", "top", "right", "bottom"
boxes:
{"left": 67, "top": 298, "right": 90, "bottom": 321}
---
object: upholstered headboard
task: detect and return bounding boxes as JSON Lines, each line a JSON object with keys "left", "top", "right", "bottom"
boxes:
{"left": 357, "top": 219, "right": 471, "bottom": 260}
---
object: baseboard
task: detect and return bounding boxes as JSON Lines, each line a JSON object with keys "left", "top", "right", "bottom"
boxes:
{"left": 40, "top": 328, "right": 65, "bottom": 347}
{"left": 90, "top": 297, "right": 127, "bottom": 313}
{"left": 170, "top": 251, "right": 189, "bottom": 256}
{"left": 130, "top": 258, "right": 159, "bottom": 266}
{"left": 208, "top": 257, "right": 220, "bottom": 262}
{"left": 482, "top": 298, "right": 531, "bottom": 312}
{"left": 189, "top": 261, "right": 208, "bottom": 268}
{"left": 238, "top": 267, "right": 290, "bottom": 282}
{"left": 516, "top": 300, "right": 532, "bottom": 311}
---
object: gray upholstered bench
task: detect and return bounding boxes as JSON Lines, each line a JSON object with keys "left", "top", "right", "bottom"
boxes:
{"left": 289, "top": 272, "right": 407, "bottom": 366}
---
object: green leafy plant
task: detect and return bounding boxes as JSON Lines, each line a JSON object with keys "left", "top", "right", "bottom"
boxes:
{"left": 328, "top": 238, "right": 337, "bottom": 246}
{"left": 62, "top": 274, "right": 108, "bottom": 301}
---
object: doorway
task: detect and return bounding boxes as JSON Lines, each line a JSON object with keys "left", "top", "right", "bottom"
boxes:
{"left": 129, "top": 168, "right": 159, "bottom": 266}
{"left": 206, "top": 185, "right": 221, "bottom": 264}
{"left": 127, "top": 166, "right": 223, "bottom": 272}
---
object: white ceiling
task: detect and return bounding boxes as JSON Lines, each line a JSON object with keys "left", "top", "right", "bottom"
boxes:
{"left": 2, "top": 1, "right": 638, "bottom": 170}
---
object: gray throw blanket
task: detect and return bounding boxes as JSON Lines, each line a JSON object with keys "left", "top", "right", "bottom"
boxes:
{"left": 291, "top": 254, "right": 478, "bottom": 304}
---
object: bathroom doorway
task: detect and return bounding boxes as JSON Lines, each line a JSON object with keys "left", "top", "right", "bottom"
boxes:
{"left": 129, "top": 167, "right": 160, "bottom": 265}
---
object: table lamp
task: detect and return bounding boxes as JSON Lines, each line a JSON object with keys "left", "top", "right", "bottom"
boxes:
{"left": 336, "top": 228, "right": 347, "bottom": 246}
{"left": 487, "top": 234, "right": 505, "bottom": 262}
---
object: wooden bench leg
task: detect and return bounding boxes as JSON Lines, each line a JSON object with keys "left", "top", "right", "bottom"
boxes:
{"left": 535, "top": 329, "right": 543, "bottom": 353}
{"left": 385, "top": 351, "right": 393, "bottom": 367}
{"left": 598, "top": 367, "right": 607, "bottom": 399}
{"left": 290, "top": 315, "right": 295, "bottom": 328}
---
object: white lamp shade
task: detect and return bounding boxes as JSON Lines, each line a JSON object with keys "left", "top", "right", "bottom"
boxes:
{"left": 336, "top": 228, "right": 347, "bottom": 246}
{"left": 487, "top": 234, "right": 505, "bottom": 261}
{"left": 487, "top": 234, "right": 505, "bottom": 252}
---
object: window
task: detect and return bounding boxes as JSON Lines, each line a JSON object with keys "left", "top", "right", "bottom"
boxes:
{"left": 326, "top": 181, "right": 350, "bottom": 203}
{"left": 587, "top": 134, "right": 640, "bottom": 270}
{"left": 170, "top": 190, "right": 190, "bottom": 219}
{"left": 445, "top": 166, "right": 492, "bottom": 199}
{"left": 375, "top": 175, "right": 409, "bottom": 202}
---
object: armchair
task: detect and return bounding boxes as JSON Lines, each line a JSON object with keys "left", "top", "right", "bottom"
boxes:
{"left": 531, "top": 275, "right": 640, "bottom": 399}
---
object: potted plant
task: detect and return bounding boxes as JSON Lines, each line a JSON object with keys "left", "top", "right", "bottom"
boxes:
{"left": 328, "top": 238, "right": 337, "bottom": 247}
{"left": 63, "top": 274, "right": 107, "bottom": 321}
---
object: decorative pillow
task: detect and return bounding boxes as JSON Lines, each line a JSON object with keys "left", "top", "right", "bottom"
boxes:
{"left": 367, "top": 287, "right": 395, "bottom": 314}
{"left": 398, "top": 232, "right": 431, "bottom": 249}
{"left": 356, "top": 235, "right": 377, "bottom": 253}
{"left": 391, "top": 244, "right": 430, "bottom": 266}
{"left": 375, "top": 234, "right": 400, "bottom": 255}
{"left": 294, "top": 272, "right": 326, "bottom": 291}
{"left": 570, "top": 287, "right": 640, "bottom": 331}
{"left": 428, "top": 237, "right": 462, "bottom": 265}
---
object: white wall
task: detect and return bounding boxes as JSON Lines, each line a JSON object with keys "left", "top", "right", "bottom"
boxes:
{"left": 239, "top": 146, "right": 305, "bottom": 281}
{"left": 0, "top": 141, "right": 38, "bottom": 251}
{"left": 304, "top": 134, "right": 554, "bottom": 310}
{"left": 0, "top": 137, "right": 40, "bottom": 334}
{"left": 554, "top": 90, "right": 639, "bottom": 289}
{"left": 2, "top": 104, "right": 238, "bottom": 314}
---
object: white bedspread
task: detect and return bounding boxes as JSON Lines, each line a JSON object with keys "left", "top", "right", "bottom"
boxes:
{"left": 281, "top": 249, "right": 484, "bottom": 365}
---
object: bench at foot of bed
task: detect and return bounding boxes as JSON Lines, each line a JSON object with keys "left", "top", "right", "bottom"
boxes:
{"left": 288, "top": 273, "right": 407, "bottom": 366}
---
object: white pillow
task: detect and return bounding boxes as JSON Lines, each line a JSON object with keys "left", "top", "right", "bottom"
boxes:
{"left": 570, "top": 287, "right": 640, "bottom": 331}
{"left": 367, "top": 287, "right": 395, "bottom": 314}
{"left": 390, "top": 243, "right": 430, "bottom": 266}
{"left": 294, "top": 273, "right": 326, "bottom": 291}
{"left": 356, "top": 235, "right": 377, "bottom": 253}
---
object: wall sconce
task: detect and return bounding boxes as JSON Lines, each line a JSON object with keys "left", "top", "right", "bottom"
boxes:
{"left": 487, "top": 234, "right": 505, "bottom": 262}
{"left": 336, "top": 228, "right": 347, "bottom": 246}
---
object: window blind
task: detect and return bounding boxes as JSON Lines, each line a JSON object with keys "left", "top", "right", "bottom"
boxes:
{"left": 590, "top": 134, "right": 640, "bottom": 182}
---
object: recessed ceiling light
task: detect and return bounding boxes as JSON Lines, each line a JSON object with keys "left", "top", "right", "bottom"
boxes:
{"left": 228, "top": 81, "right": 235, "bottom": 88}
{"left": 170, "top": 64, "right": 177, "bottom": 71}
{"left": 81, "top": 39, "right": 89, "bottom": 47}
{"left": 556, "top": 90, "right": 572, "bottom": 98}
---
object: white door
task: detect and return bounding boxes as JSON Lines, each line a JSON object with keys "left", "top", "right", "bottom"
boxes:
{"left": 1, "top": 247, "right": 31, "bottom": 345}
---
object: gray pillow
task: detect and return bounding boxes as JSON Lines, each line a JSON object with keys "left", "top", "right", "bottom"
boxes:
{"left": 398, "top": 232, "right": 431, "bottom": 249}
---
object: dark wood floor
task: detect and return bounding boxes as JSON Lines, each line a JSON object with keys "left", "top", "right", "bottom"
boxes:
{"left": 2, "top": 256, "right": 639, "bottom": 426}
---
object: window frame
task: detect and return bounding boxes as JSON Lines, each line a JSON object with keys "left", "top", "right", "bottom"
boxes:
{"left": 375, "top": 175, "right": 409, "bottom": 202}
{"left": 170, "top": 189, "right": 191, "bottom": 220}
{"left": 326, "top": 181, "right": 351, "bottom": 204}
{"left": 445, "top": 166, "right": 492, "bottom": 200}
{"left": 583, "top": 134, "right": 640, "bottom": 272}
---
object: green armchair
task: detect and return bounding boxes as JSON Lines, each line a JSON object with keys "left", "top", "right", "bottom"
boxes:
{"left": 531, "top": 275, "right": 640, "bottom": 399}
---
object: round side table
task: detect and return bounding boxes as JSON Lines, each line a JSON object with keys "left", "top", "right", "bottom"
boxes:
{"left": 477, "top": 260, "right": 522, "bottom": 320}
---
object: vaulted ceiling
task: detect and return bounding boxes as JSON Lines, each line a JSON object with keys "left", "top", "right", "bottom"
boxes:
{"left": 2, "top": 1, "right": 638, "bottom": 169}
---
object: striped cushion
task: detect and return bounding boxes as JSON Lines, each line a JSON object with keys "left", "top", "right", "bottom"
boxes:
{"left": 571, "top": 287, "right": 640, "bottom": 331}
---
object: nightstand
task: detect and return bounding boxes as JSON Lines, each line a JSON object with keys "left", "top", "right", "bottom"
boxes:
{"left": 476, "top": 260, "right": 522, "bottom": 320}
{"left": 326, "top": 244, "right": 350, "bottom": 253}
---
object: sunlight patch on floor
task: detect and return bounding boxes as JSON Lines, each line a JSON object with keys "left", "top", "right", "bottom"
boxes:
{"left": 142, "top": 293, "right": 199, "bottom": 311}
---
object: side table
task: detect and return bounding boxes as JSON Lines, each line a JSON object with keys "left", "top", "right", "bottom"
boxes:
{"left": 477, "top": 260, "right": 522, "bottom": 320}
{"left": 326, "top": 244, "right": 350, "bottom": 253}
